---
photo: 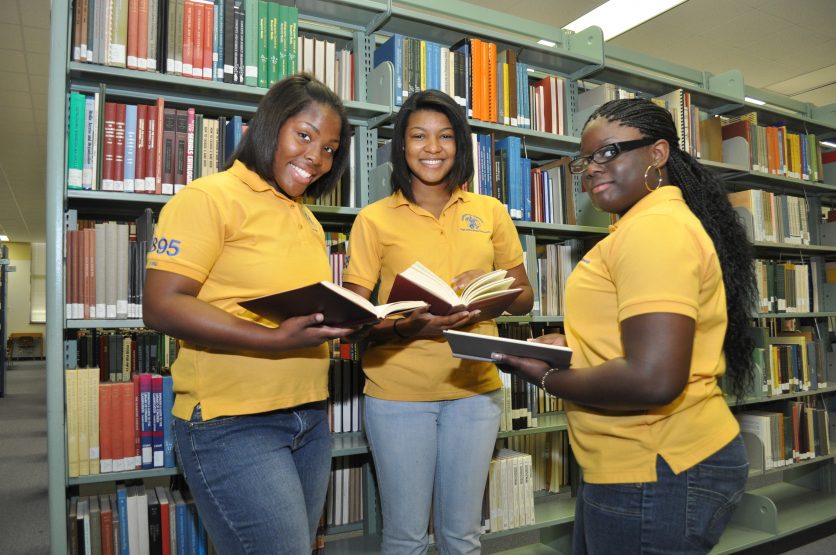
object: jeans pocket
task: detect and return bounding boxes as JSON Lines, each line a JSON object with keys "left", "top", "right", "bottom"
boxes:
{"left": 685, "top": 439, "right": 749, "bottom": 549}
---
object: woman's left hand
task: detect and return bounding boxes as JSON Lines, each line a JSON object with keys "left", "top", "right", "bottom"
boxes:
{"left": 450, "top": 269, "right": 486, "bottom": 292}
{"left": 491, "top": 352, "right": 552, "bottom": 388}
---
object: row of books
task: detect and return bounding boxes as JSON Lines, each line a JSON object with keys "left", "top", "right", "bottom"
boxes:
{"left": 324, "top": 455, "right": 365, "bottom": 529}
{"left": 754, "top": 259, "right": 815, "bottom": 315}
{"left": 530, "top": 240, "right": 584, "bottom": 318}
{"left": 65, "top": 211, "right": 154, "bottom": 320}
{"left": 720, "top": 112, "right": 824, "bottom": 182}
{"left": 68, "top": 485, "right": 211, "bottom": 555}
{"left": 66, "top": 92, "right": 246, "bottom": 194}
{"left": 65, "top": 368, "right": 176, "bottom": 477}
{"left": 374, "top": 34, "right": 567, "bottom": 135}
{"left": 72, "top": 0, "right": 355, "bottom": 98}
{"left": 502, "top": 432, "right": 570, "bottom": 495}
{"left": 748, "top": 326, "right": 832, "bottom": 400}
{"left": 483, "top": 449, "right": 536, "bottom": 533}
{"left": 64, "top": 329, "right": 180, "bottom": 381}
{"left": 736, "top": 399, "right": 832, "bottom": 471}
{"left": 729, "top": 189, "right": 811, "bottom": 246}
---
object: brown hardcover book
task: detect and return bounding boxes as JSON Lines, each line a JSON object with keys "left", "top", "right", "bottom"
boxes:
{"left": 154, "top": 97, "right": 165, "bottom": 194}
{"left": 135, "top": 103, "right": 147, "bottom": 192}
{"left": 114, "top": 103, "right": 127, "bottom": 191}
{"left": 174, "top": 109, "right": 188, "bottom": 191}
{"left": 388, "top": 261, "right": 522, "bottom": 316}
{"left": 240, "top": 281, "right": 426, "bottom": 327}
{"left": 102, "top": 102, "right": 118, "bottom": 191}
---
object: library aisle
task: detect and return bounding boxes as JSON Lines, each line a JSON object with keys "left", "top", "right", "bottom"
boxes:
{"left": 0, "top": 360, "right": 50, "bottom": 554}
{"left": 0, "top": 360, "right": 834, "bottom": 553}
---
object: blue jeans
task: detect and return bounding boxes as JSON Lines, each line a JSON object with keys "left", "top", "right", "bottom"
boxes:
{"left": 573, "top": 434, "right": 748, "bottom": 555}
{"left": 173, "top": 402, "right": 331, "bottom": 555}
{"left": 364, "top": 390, "right": 503, "bottom": 555}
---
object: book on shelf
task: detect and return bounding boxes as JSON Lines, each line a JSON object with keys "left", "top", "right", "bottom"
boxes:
{"left": 239, "top": 281, "right": 427, "bottom": 327}
{"left": 443, "top": 329, "right": 572, "bottom": 368}
{"left": 388, "top": 261, "right": 522, "bottom": 316}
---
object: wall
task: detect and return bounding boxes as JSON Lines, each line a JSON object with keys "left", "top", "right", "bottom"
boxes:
{"left": 5, "top": 243, "right": 45, "bottom": 335}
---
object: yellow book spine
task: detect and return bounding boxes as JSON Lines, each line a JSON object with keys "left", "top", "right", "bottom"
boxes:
{"left": 66, "top": 368, "right": 80, "bottom": 478}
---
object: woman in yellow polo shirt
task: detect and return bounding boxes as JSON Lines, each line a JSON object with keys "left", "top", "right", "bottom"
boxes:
{"left": 143, "top": 75, "right": 359, "bottom": 554}
{"left": 342, "top": 89, "right": 534, "bottom": 554}
{"left": 493, "top": 98, "right": 756, "bottom": 554}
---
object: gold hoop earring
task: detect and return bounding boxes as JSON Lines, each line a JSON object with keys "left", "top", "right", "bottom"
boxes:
{"left": 644, "top": 164, "right": 663, "bottom": 192}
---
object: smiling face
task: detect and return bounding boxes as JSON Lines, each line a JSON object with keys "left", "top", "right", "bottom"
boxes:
{"left": 580, "top": 117, "right": 658, "bottom": 216}
{"left": 272, "top": 102, "right": 342, "bottom": 198}
{"left": 404, "top": 109, "right": 457, "bottom": 190}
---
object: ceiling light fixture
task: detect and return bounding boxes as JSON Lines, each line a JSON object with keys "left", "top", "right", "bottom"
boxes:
{"left": 564, "top": 0, "right": 687, "bottom": 41}
{"left": 0, "top": 235, "right": 9, "bottom": 242}
{"left": 537, "top": 39, "right": 557, "bottom": 48}
{"left": 745, "top": 96, "right": 766, "bottom": 106}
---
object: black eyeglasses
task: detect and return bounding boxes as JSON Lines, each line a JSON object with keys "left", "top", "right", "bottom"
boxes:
{"left": 569, "top": 138, "right": 657, "bottom": 174}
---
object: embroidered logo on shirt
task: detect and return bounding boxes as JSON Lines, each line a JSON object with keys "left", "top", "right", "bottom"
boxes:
{"left": 459, "top": 214, "right": 490, "bottom": 233}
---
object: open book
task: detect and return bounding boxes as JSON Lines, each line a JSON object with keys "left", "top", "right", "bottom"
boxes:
{"left": 240, "top": 281, "right": 427, "bottom": 327}
{"left": 444, "top": 330, "right": 572, "bottom": 368}
{"left": 388, "top": 261, "right": 522, "bottom": 315}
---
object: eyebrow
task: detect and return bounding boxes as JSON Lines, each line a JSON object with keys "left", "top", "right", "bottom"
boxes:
{"left": 408, "top": 126, "right": 454, "bottom": 133}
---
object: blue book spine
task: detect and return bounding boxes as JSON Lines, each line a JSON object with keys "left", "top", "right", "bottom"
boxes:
{"left": 117, "top": 486, "right": 130, "bottom": 555}
{"left": 162, "top": 375, "right": 175, "bottom": 467}
{"left": 174, "top": 495, "right": 187, "bottom": 555}
{"left": 522, "top": 157, "right": 532, "bottom": 221}
{"left": 123, "top": 104, "right": 137, "bottom": 192}
{"left": 197, "top": 511, "right": 208, "bottom": 555}
{"left": 374, "top": 34, "right": 403, "bottom": 106}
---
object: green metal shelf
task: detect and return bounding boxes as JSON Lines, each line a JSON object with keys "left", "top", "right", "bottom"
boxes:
{"left": 68, "top": 466, "right": 179, "bottom": 486}
{"left": 65, "top": 319, "right": 145, "bottom": 329}
{"left": 752, "top": 312, "right": 836, "bottom": 319}
{"left": 497, "top": 412, "right": 569, "bottom": 439}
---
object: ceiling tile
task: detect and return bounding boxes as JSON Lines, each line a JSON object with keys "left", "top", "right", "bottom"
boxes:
{"left": 0, "top": 105, "right": 33, "bottom": 124}
{"left": 19, "top": 0, "right": 50, "bottom": 30}
{"left": 23, "top": 26, "right": 50, "bottom": 55}
{"left": 0, "top": 73, "right": 29, "bottom": 92}
{"left": 2, "top": 89, "right": 33, "bottom": 108}
{"left": 28, "top": 74, "right": 47, "bottom": 91}
{"left": 25, "top": 51, "right": 49, "bottom": 76}
{"left": 767, "top": 63, "right": 836, "bottom": 97}
{"left": 0, "top": 49, "right": 28, "bottom": 73}
{"left": 0, "top": 22, "right": 24, "bottom": 50}
{"left": 0, "top": 2, "right": 19, "bottom": 25}
{"left": 754, "top": 0, "right": 836, "bottom": 40}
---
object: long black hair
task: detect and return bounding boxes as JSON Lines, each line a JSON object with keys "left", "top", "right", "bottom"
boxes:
{"left": 390, "top": 89, "right": 473, "bottom": 202}
{"left": 226, "top": 73, "right": 351, "bottom": 199}
{"left": 586, "top": 98, "right": 756, "bottom": 400}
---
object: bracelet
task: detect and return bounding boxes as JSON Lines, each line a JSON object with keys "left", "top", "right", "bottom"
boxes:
{"left": 540, "top": 368, "right": 558, "bottom": 391}
{"left": 392, "top": 318, "right": 410, "bottom": 339}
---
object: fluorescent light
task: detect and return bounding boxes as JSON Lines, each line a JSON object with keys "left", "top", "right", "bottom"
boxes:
{"left": 745, "top": 96, "right": 766, "bottom": 106}
{"left": 537, "top": 39, "right": 557, "bottom": 48}
{"left": 820, "top": 141, "right": 836, "bottom": 149}
{"left": 564, "top": 0, "right": 687, "bottom": 40}
{"left": 0, "top": 235, "right": 8, "bottom": 242}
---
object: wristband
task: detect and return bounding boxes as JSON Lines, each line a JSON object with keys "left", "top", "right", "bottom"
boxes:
{"left": 540, "top": 368, "right": 558, "bottom": 391}
{"left": 392, "top": 318, "right": 410, "bottom": 339}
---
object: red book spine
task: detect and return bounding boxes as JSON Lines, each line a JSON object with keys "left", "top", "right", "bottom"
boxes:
{"left": 113, "top": 103, "right": 127, "bottom": 191}
{"left": 155, "top": 97, "right": 165, "bottom": 194}
{"left": 145, "top": 105, "right": 157, "bottom": 193}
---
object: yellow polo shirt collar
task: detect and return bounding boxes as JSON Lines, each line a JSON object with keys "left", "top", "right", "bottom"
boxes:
{"left": 608, "top": 185, "right": 681, "bottom": 233}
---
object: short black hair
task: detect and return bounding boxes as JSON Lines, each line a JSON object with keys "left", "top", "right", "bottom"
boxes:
{"left": 390, "top": 90, "right": 473, "bottom": 202}
{"left": 226, "top": 73, "right": 351, "bottom": 199}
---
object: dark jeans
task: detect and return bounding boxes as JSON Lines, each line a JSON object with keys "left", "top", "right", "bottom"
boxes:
{"left": 174, "top": 402, "right": 331, "bottom": 555}
{"left": 573, "top": 434, "right": 748, "bottom": 554}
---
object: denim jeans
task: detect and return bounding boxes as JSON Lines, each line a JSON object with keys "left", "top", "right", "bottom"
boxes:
{"left": 573, "top": 434, "right": 748, "bottom": 555}
{"left": 364, "top": 390, "right": 503, "bottom": 555}
{"left": 173, "top": 402, "right": 331, "bottom": 555}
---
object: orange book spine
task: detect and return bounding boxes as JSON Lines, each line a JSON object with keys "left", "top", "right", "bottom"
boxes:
{"left": 137, "top": 0, "right": 149, "bottom": 70}
{"left": 120, "top": 381, "right": 136, "bottom": 470}
{"left": 203, "top": 2, "right": 214, "bottom": 79}
{"left": 182, "top": 0, "right": 195, "bottom": 78}
{"left": 127, "top": 0, "right": 139, "bottom": 69}
{"left": 192, "top": 2, "right": 204, "bottom": 78}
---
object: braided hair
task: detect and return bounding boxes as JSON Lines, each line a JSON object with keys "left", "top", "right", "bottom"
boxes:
{"left": 585, "top": 98, "right": 756, "bottom": 400}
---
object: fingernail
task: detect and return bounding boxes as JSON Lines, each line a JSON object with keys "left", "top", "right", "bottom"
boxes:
{"left": 491, "top": 353, "right": 501, "bottom": 361}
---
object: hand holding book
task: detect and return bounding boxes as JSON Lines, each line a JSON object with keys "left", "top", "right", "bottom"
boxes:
{"left": 484, "top": 332, "right": 571, "bottom": 392}
{"left": 388, "top": 261, "right": 523, "bottom": 316}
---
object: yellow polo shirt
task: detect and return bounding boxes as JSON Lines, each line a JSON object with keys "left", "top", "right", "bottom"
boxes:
{"left": 564, "top": 186, "right": 739, "bottom": 483}
{"left": 147, "top": 160, "right": 333, "bottom": 420}
{"left": 344, "top": 189, "right": 524, "bottom": 401}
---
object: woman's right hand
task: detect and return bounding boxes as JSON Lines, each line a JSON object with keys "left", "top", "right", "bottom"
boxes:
{"left": 395, "top": 306, "right": 478, "bottom": 338}
{"left": 529, "top": 333, "right": 567, "bottom": 347}
{"left": 274, "top": 313, "right": 359, "bottom": 351}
